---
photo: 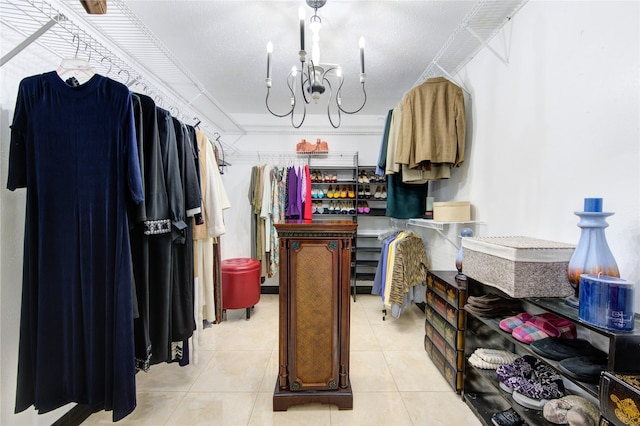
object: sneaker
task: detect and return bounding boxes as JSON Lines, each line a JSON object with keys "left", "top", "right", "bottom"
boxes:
{"left": 491, "top": 408, "right": 524, "bottom": 426}
{"left": 510, "top": 362, "right": 565, "bottom": 400}
{"left": 512, "top": 390, "right": 548, "bottom": 410}
{"left": 495, "top": 355, "right": 539, "bottom": 387}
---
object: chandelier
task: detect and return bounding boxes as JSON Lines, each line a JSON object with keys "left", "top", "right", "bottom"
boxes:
{"left": 265, "top": 0, "right": 366, "bottom": 128}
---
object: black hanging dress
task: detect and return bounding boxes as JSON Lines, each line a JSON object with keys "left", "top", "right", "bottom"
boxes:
{"left": 7, "top": 71, "right": 144, "bottom": 421}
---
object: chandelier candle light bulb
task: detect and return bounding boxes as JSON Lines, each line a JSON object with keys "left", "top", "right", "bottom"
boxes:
{"left": 359, "top": 36, "right": 365, "bottom": 73}
{"left": 299, "top": 7, "right": 305, "bottom": 51}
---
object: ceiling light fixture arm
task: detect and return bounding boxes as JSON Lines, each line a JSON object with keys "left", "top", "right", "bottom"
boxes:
{"left": 265, "top": 70, "right": 306, "bottom": 128}
{"left": 336, "top": 77, "right": 367, "bottom": 115}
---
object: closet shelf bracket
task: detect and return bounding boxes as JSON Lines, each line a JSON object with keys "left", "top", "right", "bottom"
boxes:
{"left": 433, "top": 62, "right": 471, "bottom": 96}
{"left": 1, "top": 13, "right": 64, "bottom": 67}
{"left": 407, "top": 219, "right": 485, "bottom": 250}
{"left": 465, "top": 25, "right": 509, "bottom": 65}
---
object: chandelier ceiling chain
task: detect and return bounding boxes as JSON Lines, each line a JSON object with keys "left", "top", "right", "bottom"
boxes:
{"left": 265, "top": 0, "right": 366, "bottom": 128}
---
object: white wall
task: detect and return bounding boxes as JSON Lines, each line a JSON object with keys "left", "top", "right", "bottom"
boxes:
{"left": 426, "top": 0, "right": 640, "bottom": 309}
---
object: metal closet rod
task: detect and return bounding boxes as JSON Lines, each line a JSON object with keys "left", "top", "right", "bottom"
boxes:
{"left": 1, "top": 0, "right": 201, "bottom": 129}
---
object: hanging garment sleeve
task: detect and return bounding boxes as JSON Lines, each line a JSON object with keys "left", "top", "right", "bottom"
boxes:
{"left": 156, "top": 107, "right": 186, "bottom": 240}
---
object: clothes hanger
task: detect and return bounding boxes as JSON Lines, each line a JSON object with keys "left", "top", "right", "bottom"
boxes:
{"left": 56, "top": 34, "right": 95, "bottom": 86}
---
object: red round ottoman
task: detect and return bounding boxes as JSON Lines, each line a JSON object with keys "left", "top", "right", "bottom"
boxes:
{"left": 221, "top": 258, "right": 261, "bottom": 320}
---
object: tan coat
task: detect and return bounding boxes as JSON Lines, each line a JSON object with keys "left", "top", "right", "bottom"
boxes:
{"left": 395, "top": 77, "right": 466, "bottom": 169}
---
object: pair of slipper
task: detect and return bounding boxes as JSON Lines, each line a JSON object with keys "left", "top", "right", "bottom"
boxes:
{"left": 543, "top": 395, "right": 600, "bottom": 426}
{"left": 468, "top": 348, "right": 520, "bottom": 370}
{"left": 499, "top": 312, "right": 576, "bottom": 344}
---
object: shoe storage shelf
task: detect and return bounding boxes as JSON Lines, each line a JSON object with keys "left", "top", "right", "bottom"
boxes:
{"left": 424, "top": 270, "right": 468, "bottom": 393}
{"left": 353, "top": 166, "right": 387, "bottom": 290}
{"left": 462, "top": 277, "right": 640, "bottom": 426}
{"left": 309, "top": 166, "right": 359, "bottom": 217}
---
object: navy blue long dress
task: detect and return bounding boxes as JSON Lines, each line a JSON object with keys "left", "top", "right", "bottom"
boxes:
{"left": 7, "top": 71, "right": 144, "bottom": 421}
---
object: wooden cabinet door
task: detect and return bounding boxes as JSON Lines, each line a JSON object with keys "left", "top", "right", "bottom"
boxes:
{"left": 287, "top": 238, "right": 341, "bottom": 391}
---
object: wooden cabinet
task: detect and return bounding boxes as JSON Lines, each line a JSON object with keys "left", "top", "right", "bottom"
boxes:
{"left": 273, "top": 220, "right": 357, "bottom": 411}
{"left": 424, "top": 270, "right": 468, "bottom": 393}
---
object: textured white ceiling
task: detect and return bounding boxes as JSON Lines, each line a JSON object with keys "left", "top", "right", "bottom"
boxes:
{"left": 1, "top": 0, "right": 527, "bottom": 135}
{"left": 122, "top": 1, "right": 476, "bottom": 124}
{"left": 124, "top": 1, "right": 476, "bottom": 116}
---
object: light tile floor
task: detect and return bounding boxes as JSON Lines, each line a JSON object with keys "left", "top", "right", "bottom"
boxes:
{"left": 82, "top": 293, "right": 481, "bottom": 425}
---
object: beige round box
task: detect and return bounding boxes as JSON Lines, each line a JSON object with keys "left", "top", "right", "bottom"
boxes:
{"left": 433, "top": 201, "right": 470, "bottom": 222}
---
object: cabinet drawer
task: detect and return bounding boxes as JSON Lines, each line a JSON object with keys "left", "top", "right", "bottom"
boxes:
{"left": 424, "top": 334, "right": 433, "bottom": 354}
{"left": 426, "top": 340, "right": 463, "bottom": 393}
{"left": 429, "top": 339, "right": 447, "bottom": 373}
{"left": 425, "top": 306, "right": 465, "bottom": 351}
{"left": 445, "top": 344, "right": 465, "bottom": 372}
{"left": 444, "top": 362, "right": 464, "bottom": 393}
{"left": 427, "top": 288, "right": 465, "bottom": 329}
{"left": 600, "top": 372, "right": 640, "bottom": 426}
{"left": 427, "top": 270, "right": 467, "bottom": 309}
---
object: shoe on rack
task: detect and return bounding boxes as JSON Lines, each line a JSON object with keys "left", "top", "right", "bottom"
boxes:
{"left": 327, "top": 201, "right": 335, "bottom": 214}
{"left": 512, "top": 391, "right": 549, "bottom": 410}
{"left": 363, "top": 201, "right": 370, "bottom": 214}
{"left": 341, "top": 201, "right": 348, "bottom": 214}
{"left": 490, "top": 408, "right": 524, "bottom": 426}
{"left": 324, "top": 172, "right": 331, "bottom": 183}
{"left": 340, "top": 186, "right": 348, "bottom": 198}
{"left": 317, "top": 202, "right": 324, "bottom": 214}
{"left": 312, "top": 201, "right": 317, "bottom": 214}
{"left": 348, "top": 185, "right": 355, "bottom": 198}
{"left": 357, "top": 202, "right": 364, "bottom": 214}
{"left": 364, "top": 185, "right": 371, "bottom": 199}
{"left": 530, "top": 337, "right": 606, "bottom": 361}
{"left": 495, "top": 355, "right": 540, "bottom": 393}
{"left": 380, "top": 186, "right": 387, "bottom": 199}
{"left": 557, "top": 355, "right": 608, "bottom": 383}
{"left": 331, "top": 173, "right": 338, "bottom": 183}
{"left": 348, "top": 201, "right": 356, "bottom": 214}
{"left": 357, "top": 185, "right": 364, "bottom": 198}
{"left": 361, "top": 172, "right": 370, "bottom": 184}
{"left": 512, "top": 315, "right": 576, "bottom": 344}
{"left": 374, "top": 186, "right": 382, "bottom": 199}
{"left": 327, "top": 185, "right": 334, "bottom": 198}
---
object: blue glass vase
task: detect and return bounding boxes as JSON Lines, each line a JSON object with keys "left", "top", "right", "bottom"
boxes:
{"left": 566, "top": 204, "right": 620, "bottom": 307}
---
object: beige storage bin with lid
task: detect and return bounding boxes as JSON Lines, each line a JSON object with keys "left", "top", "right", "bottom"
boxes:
{"left": 433, "top": 201, "right": 471, "bottom": 222}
